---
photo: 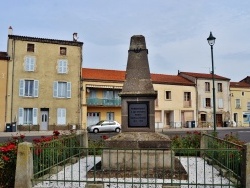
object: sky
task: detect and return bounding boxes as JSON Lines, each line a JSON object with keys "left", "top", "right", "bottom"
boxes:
{"left": 1, "top": 0, "right": 250, "bottom": 82}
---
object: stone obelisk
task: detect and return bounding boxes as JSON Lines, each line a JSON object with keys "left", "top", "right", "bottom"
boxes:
{"left": 105, "top": 35, "right": 171, "bottom": 149}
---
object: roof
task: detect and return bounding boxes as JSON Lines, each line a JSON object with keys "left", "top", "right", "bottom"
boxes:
{"left": 8, "top": 35, "right": 83, "bottom": 47}
{"left": 82, "top": 68, "right": 195, "bottom": 86}
{"left": 179, "top": 71, "right": 230, "bottom": 80}
{"left": 230, "top": 82, "right": 250, "bottom": 88}
{"left": 0, "top": 51, "right": 10, "bottom": 60}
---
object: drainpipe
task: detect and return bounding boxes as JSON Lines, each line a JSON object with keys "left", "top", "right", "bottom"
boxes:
{"left": 10, "top": 39, "right": 15, "bottom": 123}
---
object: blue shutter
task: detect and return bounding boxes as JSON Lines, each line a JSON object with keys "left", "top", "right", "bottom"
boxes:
{"left": 58, "top": 60, "right": 63, "bottom": 73}
{"left": 30, "top": 57, "right": 35, "bottom": 71}
{"left": 18, "top": 108, "right": 24, "bottom": 125}
{"left": 67, "top": 82, "right": 71, "bottom": 98}
{"left": 53, "top": 81, "right": 58, "bottom": 97}
{"left": 33, "top": 108, "right": 38, "bottom": 125}
{"left": 19, "top": 79, "right": 24, "bottom": 96}
{"left": 25, "top": 57, "right": 29, "bottom": 71}
{"left": 34, "top": 80, "right": 39, "bottom": 97}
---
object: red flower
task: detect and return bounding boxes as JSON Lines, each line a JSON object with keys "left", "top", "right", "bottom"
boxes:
{"left": 2, "top": 155, "right": 10, "bottom": 161}
{"left": 20, "top": 134, "right": 25, "bottom": 139}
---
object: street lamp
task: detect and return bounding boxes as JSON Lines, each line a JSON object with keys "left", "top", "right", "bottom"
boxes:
{"left": 207, "top": 32, "right": 216, "bottom": 132}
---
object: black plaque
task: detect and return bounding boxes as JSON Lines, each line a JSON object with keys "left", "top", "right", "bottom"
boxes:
{"left": 128, "top": 102, "right": 148, "bottom": 127}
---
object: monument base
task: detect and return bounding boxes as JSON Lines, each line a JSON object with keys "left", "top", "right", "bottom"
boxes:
{"left": 104, "top": 132, "right": 172, "bottom": 149}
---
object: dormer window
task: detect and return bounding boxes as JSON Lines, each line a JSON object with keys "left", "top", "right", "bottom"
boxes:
{"left": 60, "top": 47, "right": 67, "bottom": 55}
{"left": 27, "top": 43, "right": 34, "bottom": 52}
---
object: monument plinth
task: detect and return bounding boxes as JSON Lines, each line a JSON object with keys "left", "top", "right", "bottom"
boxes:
{"left": 87, "top": 35, "right": 184, "bottom": 180}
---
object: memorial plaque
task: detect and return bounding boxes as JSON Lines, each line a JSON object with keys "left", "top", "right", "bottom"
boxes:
{"left": 128, "top": 102, "right": 149, "bottom": 127}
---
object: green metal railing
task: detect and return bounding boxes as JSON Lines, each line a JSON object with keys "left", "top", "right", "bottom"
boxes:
{"left": 87, "top": 98, "right": 121, "bottom": 106}
{"left": 32, "top": 147, "right": 240, "bottom": 187}
{"left": 202, "top": 133, "right": 243, "bottom": 184}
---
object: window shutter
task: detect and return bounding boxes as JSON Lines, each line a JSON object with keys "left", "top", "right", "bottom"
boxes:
{"left": 57, "top": 108, "right": 66, "bottom": 125}
{"left": 34, "top": 80, "right": 39, "bottom": 97}
{"left": 25, "top": 57, "right": 29, "bottom": 71}
{"left": 30, "top": 57, "right": 35, "bottom": 71}
{"left": 18, "top": 108, "right": 24, "bottom": 125}
{"left": 218, "top": 98, "right": 223, "bottom": 108}
{"left": 19, "top": 79, "right": 24, "bottom": 96}
{"left": 67, "top": 82, "right": 71, "bottom": 98}
{"left": 63, "top": 60, "right": 67, "bottom": 73}
{"left": 203, "top": 98, "right": 206, "bottom": 107}
{"left": 33, "top": 108, "right": 38, "bottom": 125}
{"left": 53, "top": 81, "right": 58, "bottom": 97}
{"left": 58, "top": 60, "right": 63, "bottom": 73}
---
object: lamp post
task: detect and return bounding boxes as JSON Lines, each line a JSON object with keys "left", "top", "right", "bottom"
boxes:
{"left": 207, "top": 32, "right": 216, "bottom": 132}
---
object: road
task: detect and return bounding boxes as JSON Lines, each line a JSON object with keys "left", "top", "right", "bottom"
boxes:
{"left": 0, "top": 128, "right": 249, "bottom": 143}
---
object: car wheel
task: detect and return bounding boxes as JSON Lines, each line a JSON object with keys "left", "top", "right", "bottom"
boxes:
{"left": 115, "top": 128, "right": 120, "bottom": 133}
{"left": 93, "top": 128, "right": 99, "bottom": 134}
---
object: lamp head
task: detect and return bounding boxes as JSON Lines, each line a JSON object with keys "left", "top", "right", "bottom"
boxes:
{"left": 207, "top": 32, "right": 216, "bottom": 46}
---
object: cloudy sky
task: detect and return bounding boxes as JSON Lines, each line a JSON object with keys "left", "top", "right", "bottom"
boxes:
{"left": 1, "top": 0, "right": 250, "bottom": 81}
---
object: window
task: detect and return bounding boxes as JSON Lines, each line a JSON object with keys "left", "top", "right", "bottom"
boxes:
{"left": 57, "top": 60, "right": 68, "bottom": 74}
{"left": 18, "top": 108, "right": 38, "bottom": 125}
{"left": 27, "top": 43, "right": 34, "bottom": 52}
{"left": 184, "top": 92, "right": 191, "bottom": 101}
{"left": 247, "top": 102, "right": 250, "bottom": 111}
{"left": 218, "top": 98, "right": 223, "bottom": 108}
{"left": 165, "top": 91, "right": 171, "bottom": 100}
{"left": 205, "top": 98, "right": 211, "bottom": 107}
{"left": 106, "top": 112, "right": 114, "bottom": 121}
{"left": 242, "top": 92, "right": 245, "bottom": 96}
{"left": 57, "top": 108, "right": 66, "bottom": 125}
{"left": 236, "top": 99, "right": 241, "bottom": 109}
{"left": 24, "top": 56, "right": 36, "bottom": 71}
{"left": 201, "top": 114, "right": 206, "bottom": 121}
{"left": 53, "top": 81, "right": 71, "bottom": 98}
{"left": 205, "top": 82, "right": 210, "bottom": 92}
{"left": 19, "top": 79, "right": 39, "bottom": 97}
{"left": 218, "top": 83, "right": 222, "bottom": 92}
{"left": 60, "top": 47, "right": 67, "bottom": 55}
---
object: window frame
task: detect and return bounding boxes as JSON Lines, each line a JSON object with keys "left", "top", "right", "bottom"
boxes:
{"left": 24, "top": 56, "right": 36, "bottom": 72}
{"left": 217, "top": 83, "right": 223, "bottom": 92}
{"left": 165, "top": 91, "right": 171, "bottom": 100}
{"left": 53, "top": 81, "right": 71, "bottom": 98}
{"left": 27, "top": 43, "right": 35, "bottom": 52}
{"left": 57, "top": 59, "right": 68, "bottom": 74}
{"left": 60, "top": 47, "right": 67, "bottom": 55}
{"left": 19, "top": 79, "right": 39, "bottom": 97}
{"left": 18, "top": 108, "right": 38, "bottom": 125}
{"left": 205, "top": 82, "right": 210, "bottom": 92}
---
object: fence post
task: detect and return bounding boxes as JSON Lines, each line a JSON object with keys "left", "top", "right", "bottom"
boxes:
{"left": 80, "top": 130, "right": 88, "bottom": 148}
{"left": 200, "top": 131, "right": 207, "bottom": 157}
{"left": 14, "top": 142, "right": 33, "bottom": 188}
{"left": 242, "top": 143, "right": 250, "bottom": 188}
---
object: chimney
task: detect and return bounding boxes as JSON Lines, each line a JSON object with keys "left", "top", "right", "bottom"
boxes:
{"left": 8, "top": 26, "right": 13, "bottom": 35}
{"left": 73, "top": 33, "right": 78, "bottom": 41}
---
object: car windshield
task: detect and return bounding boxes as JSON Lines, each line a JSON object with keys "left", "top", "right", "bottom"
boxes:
{"left": 96, "top": 121, "right": 104, "bottom": 125}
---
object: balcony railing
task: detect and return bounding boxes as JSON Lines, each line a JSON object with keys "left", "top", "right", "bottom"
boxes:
{"left": 87, "top": 98, "right": 121, "bottom": 106}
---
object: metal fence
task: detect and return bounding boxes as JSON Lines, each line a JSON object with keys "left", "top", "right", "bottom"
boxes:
{"left": 31, "top": 146, "right": 241, "bottom": 187}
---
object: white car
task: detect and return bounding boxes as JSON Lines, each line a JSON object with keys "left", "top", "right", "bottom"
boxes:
{"left": 87, "top": 120, "right": 121, "bottom": 133}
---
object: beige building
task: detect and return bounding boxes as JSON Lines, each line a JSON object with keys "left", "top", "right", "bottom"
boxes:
{"left": 0, "top": 52, "right": 10, "bottom": 131}
{"left": 81, "top": 68, "right": 196, "bottom": 129}
{"left": 179, "top": 72, "right": 231, "bottom": 128}
{"left": 6, "top": 30, "right": 83, "bottom": 131}
{"left": 229, "top": 77, "right": 250, "bottom": 127}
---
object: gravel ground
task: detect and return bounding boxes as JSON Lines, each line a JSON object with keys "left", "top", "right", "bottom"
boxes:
{"left": 33, "top": 156, "right": 232, "bottom": 188}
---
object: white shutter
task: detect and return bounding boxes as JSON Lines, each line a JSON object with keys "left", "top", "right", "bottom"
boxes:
{"left": 25, "top": 57, "right": 29, "bottom": 71}
{"left": 63, "top": 60, "right": 67, "bottom": 73}
{"left": 67, "top": 82, "right": 71, "bottom": 98}
{"left": 203, "top": 98, "right": 206, "bottom": 108}
{"left": 33, "top": 108, "right": 38, "bottom": 125}
{"left": 30, "top": 57, "right": 35, "bottom": 71}
{"left": 57, "top": 108, "right": 66, "bottom": 125}
{"left": 53, "top": 81, "right": 58, "bottom": 97}
{"left": 58, "top": 60, "right": 63, "bottom": 73}
{"left": 34, "top": 80, "right": 39, "bottom": 97}
{"left": 19, "top": 79, "right": 24, "bottom": 96}
{"left": 218, "top": 98, "right": 223, "bottom": 108}
{"left": 18, "top": 108, "right": 24, "bottom": 125}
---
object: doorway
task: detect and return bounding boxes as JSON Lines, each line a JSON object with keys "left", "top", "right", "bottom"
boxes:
{"left": 40, "top": 108, "right": 49, "bottom": 130}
